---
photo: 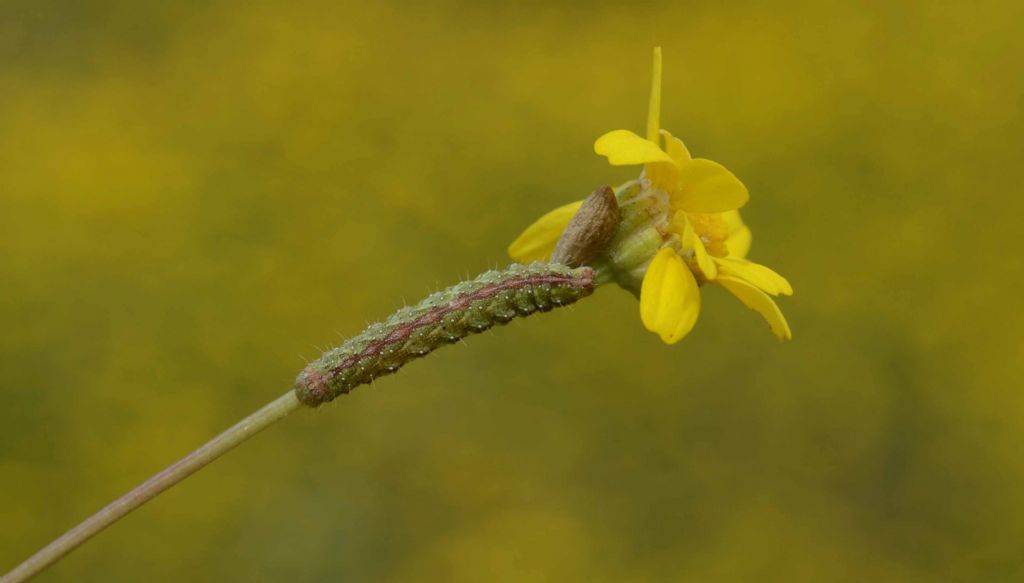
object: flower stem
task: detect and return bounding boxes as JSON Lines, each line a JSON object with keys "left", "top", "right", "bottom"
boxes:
{"left": 1, "top": 391, "right": 301, "bottom": 583}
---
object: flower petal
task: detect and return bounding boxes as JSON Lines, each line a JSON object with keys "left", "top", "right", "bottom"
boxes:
{"left": 714, "top": 257, "right": 793, "bottom": 296}
{"left": 646, "top": 130, "right": 691, "bottom": 192}
{"left": 507, "top": 200, "right": 583, "bottom": 263}
{"left": 672, "top": 214, "right": 717, "bottom": 279}
{"left": 691, "top": 231, "right": 718, "bottom": 280}
{"left": 595, "top": 130, "right": 675, "bottom": 166}
{"left": 660, "top": 129, "right": 692, "bottom": 166}
{"left": 722, "top": 210, "right": 752, "bottom": 258}
{"left": 722, "top": 209, "right": 745, "bottom": 232}
{"left": 673, "top": 159, "right": 750, "bottom": 213}
{"left": 646, "top": 47, "right": 663, "bottom": 142}
{"left": 728, "top": 226, "right": 752, "bottom": 258}
{"left": 644, "top": 161, "right": 678, "bottom": 193}
{"left": 716, "top": 275, "right": 793, "bottom": 341}
{"left": 640, "top": 248, "right": 701, "bottom": 344}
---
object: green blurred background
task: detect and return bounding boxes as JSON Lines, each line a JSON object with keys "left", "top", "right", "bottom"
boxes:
{"left": 2, "top": 0, "right": 1023, "bottom": 580}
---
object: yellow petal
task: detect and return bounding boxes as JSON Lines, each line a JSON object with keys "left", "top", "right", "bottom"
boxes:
{"left": 722, "top": 210, "right": 752, "bottom": 259}
{"left": 728, "top": 225, "right": 752, "bottom": 258}
{"left": 716, "top": 275, "right": 792, "bottom": 341}
{"left": 595, "top": 130, "right": 674, "bottom": 166}
{"left": 647, "top": 130, "right": 690, "bottom": 192}
{"left": 507, "top": 200, "right": 583, "bottom": 263}
{"left": 673, "top": 159, "right": 750, "bottom": 213}
{"left": 672, "top": 214, "right": 717, "bottom": 279}
{"left": 722, "top": 209, "right": 745, "bottom": 232}
{"left": 644, "top": 161, "right": 678, "bottom": 193}
{"left": 640, "top": 248, "right": 701, "bottom": 344}
{"left": 646, "top": 47, "right": 663, "bottom": 142}
{"left": 660, "top": 129, "right": 692, "bottom": 165}
{"left": 691, "top": 231, "right": 718, "bottom": 280}
{"left": 714, "top": 257, "right": 793, "bottom": 296}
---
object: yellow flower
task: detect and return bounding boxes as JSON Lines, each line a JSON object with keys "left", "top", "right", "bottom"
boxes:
{"left": 508, "top": 48, "right": 792, "bottom": 344}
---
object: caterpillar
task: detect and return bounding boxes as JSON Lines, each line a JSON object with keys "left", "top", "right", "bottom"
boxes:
{"left": 293, "top": 262, "right": 595, "bottom": 406}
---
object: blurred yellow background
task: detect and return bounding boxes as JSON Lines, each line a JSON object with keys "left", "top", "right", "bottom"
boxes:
{"left": 2, "top": 0, "right": 1023, "bottom": 580}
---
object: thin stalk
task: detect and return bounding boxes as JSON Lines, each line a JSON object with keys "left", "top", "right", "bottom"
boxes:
{"left": 1, "top": 391, "right": 301, "bottom": 583}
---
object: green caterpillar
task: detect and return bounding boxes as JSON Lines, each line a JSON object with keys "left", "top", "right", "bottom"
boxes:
{"left": 294, "top": 262, "right": 595, "bottom": 406}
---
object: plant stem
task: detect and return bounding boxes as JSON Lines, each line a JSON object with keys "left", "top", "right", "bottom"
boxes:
{"left": 1, "top": 390, "right": 301, "bottom": 583}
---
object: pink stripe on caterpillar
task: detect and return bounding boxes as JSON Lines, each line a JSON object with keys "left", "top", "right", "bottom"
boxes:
{"left": 327, "top": 272, "right": 591, "bottom": 380}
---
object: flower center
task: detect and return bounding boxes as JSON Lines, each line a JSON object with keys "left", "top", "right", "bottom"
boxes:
{"left": 686, "top": 212, "right": 730, "bottom": 257}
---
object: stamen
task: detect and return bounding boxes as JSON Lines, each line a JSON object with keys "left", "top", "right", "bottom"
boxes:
{"left": 687, "top": 213, "right": 730, "bottom": 257}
